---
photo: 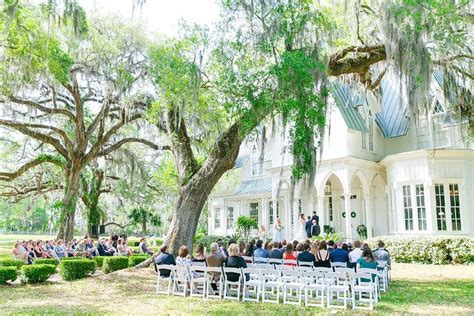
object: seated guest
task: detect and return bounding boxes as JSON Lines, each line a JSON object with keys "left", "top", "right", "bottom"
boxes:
{"left": 341, "top": 243, "right": 349, "bottom": 252}
{"left": 253, "top": 239, "right": 269, "bottom": 262}
{"left": 330, "top": 241, "right": 349, "bottom": 266}
{"left": 373, "top": 240, "right": 391, "bottom": 268}
{"left": 71, "top": 239, "right": 78, "bottom": 250}
{"left": 310, "top": 241, "right": 319, "bottom": 257}
{"left": 357, "top": 247, "right": 378, "bottom": 282}
{"left": 139, "top": 238, "right": 154, "bottom": 255}
{"left": 87, "top": 239, "right": 99, "bottom": 257}
{"left": 45, "top": 240, "right": 55, "bottom": 252}
{"left": 238, "top": 241, "right": 246, "bottom": 256}
{"left": 292, "top": 240, "right": 299, "bottom": 251}
{"left": 327, "top": 240, "right": 335, "bottom": 252}
{"left": 244, "top": 240, "right": 256, "bottom": 257}
{"left": 176, "top": 245, "right": 194, "bottom": 278}
{"left": 225, "top": 244, "right": 249, "bottom": 282}
{"left": 297, "top": 242, "right": 315, "bottom": 264}
{"left": 65, "top": 241, "right": 76, "bottom": 257}
{"left": 280, "top": 240, "right": 288, "bottom": 252}
{"left": 269, "top": 242, "right": 283, "bottom": 259}
{"left": 54, "top": 240, "right": 67, "bottom": 258}
{"left": 283, "top": 243, "right": 297, "bottom": 266}
{"left": 42, "top": 240, "right": 58, "bottom": 258}
{"left": 12, "top": 241, "right": 29, "bottom": 263}
{"left": 206, "top": 243, "right": 225, "bottom": 291}
{"left": 74, "top": 239, "right": 90, "bottom": 257}
{"left": 97, "top": 239, "right": 113, "bottom": 256}
{"left": 206, "top": 243, "right": 226, "bottom": 267}
{"left": 192, "top": 243, "right": 206, "bottom": 262}
{"left": 348, "top": 240, "right": 363, "bottom": 268}
{"left": 34, "top": 241, "right": 49, "bottom": 258}
{"left": 117, "top": 238, "right": 133, "bottom": 256}
{"left": 154, "top": 245, "right": 176, "bottom": 277}
{"left": 314, "top": 240, "right": 331, "bottom": 268}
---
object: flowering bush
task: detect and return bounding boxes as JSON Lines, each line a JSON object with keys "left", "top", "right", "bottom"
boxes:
{"left": 366, "top": 235, "right": 474, "bottom": 264}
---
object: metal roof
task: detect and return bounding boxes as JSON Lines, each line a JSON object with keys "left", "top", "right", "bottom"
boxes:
{"left": 374, "top": 79, "right": 409, "bottom": 138}
{"left": 234, "top": 149, "right": 272, "bottom": 169}
{"left": 331, "top": 84, "right": 369, "bottom": 132}
{"left": 234, "top": 178, "right": 272, "bottom": 195}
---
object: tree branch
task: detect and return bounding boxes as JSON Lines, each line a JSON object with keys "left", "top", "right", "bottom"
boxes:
{"left": 97, "top": 138, "right": 170, "bottom": 156}
{"left": 8, "top": 95, "right": 76, "bottom": 120}
{"left": 328, "top": 45, "right": 386, "bottom": 76}
{"left": 0, "top": 157, "right": 64, "bottom": 181}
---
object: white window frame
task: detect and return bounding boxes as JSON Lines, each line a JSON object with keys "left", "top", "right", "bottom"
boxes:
{"left": 434, "top": 181, "right": 462, "bottom": 233}
{"left": 214, "top": 208, "right": 221, "bottom": 229}
{"left": 227, "top": 207, "right": 234, "bottom": 229}
{"left": 251, "top": 144, "right": 263, "bottom": 176}
{"left": 249, "top": 202, "right": 259, "bottom": 224}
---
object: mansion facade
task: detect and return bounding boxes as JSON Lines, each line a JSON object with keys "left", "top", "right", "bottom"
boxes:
{"left": 208, "top": 76, "right": 474, "bottom": 241}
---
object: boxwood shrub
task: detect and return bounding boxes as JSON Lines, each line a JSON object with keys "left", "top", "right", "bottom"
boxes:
{"left": 0, "top": 267, "right": 18, "bottom": 284}
{"left": 22, "top": 264, "right": 56, "bottom": 283}
{"left": 93, "top": 256, "right": 106, "bottom": 267}
{"left": 129, "top": 255, "right": 149, "bottom": 267}
{"left": 0, "top": 259, "right": 25, "bottom": 270}
{"left": 102, "top": 257, "right": 129, "bottom": 274}
{"left": 60, "top": 259, "right": 96, "bottom": 281}
{"left": 61, "top": 256, "right": 87, "bottom": 261}
{"left": 366, "top": 235, "right": 474, "bottom": 264}
{"left": 33, "top": 258, "right": 59, "bottom": 266}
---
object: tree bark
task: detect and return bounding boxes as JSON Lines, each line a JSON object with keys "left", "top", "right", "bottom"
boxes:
{"left": 57, "top": 164, "right": 82, "bottom": 241}
{"left": 141, "top": 221, "right": 147, "bottom": 237}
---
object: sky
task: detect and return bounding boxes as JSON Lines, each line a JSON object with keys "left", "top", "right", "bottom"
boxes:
{"left": 78, "top": 0, "right": 221, "bottom": 36}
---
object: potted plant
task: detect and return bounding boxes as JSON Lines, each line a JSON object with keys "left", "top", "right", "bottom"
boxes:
{"left": 356, "top": 224, "right": 368, "bottom": 240}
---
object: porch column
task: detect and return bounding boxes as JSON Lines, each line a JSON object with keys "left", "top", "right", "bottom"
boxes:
{"left": 424, "top": 183, "right": 435, "bottom": 234}
{"left": 284, "top": 195, "right": 291, "bottom": 239}
{"left": 223, "top": 201, "right": 227, "bottom": 236}
{"left": 344, "top": 194, "right": 353, "bottom": 241}
{"left": 364, "top": 195, "right": 373, "bottom": 239}
{"left": 317, "top": 194, "right": 326, "bottom": 229}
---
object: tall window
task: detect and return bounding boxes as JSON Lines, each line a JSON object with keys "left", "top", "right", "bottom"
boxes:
{"left": 368, "top": 115, "right": 374, "bottom": 151}
{"left": 250, "top": 202, "right": 259, "bottom": 223}
{"left": 449, "top": 184, "right": 461, "bottom": 231}
{"left": 415, "top": 184, "right": 427, "bottom": 230}
{"left": 417, "top": 119, "right": 430, "bottom": 149}
{"left": 402, "top": 185, "right": 414, "bottom": 230}
{"left": 435, "top": 184, "right": 447, "bottom": 231}
{"left": 251, "top": 145, "right": 263, "bottom": 176}
{"left": 227, "top": 207, "right": 234, "bottom": 229}
{"left": 361, "top": 131, "right": 367, "bottom": 150}
{"left": 214, "top": 208, "right": 221, "bottom": 229}
{"left": 269, "top": 201, "right": 274, "bottom": 225}
{"left": 328, "top": 196, "right": 333, "bottom": 222}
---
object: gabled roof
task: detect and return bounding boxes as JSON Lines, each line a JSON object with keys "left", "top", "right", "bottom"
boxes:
{"left": 234, "top": 178, "right": 272, "bottom": 195}
{"left": 331, "top": 84, "right": 369, "bottom": 133}
{"left": 374, "top": 79, "right": 409, "bottom": 138}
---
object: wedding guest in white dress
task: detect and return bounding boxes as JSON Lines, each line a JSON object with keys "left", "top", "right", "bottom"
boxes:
{"left": 272, "top": 218, "right": 285, "bottom": 242}
{"left": 258, "top": 225, "right": 267, "bottom": 240}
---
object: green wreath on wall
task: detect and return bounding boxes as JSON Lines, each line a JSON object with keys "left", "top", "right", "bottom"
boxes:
{"left": 342, "top": 211, "right": 357, "bottom": 218}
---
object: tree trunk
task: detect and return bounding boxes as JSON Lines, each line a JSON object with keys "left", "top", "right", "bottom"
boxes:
{"left": 57, "top": 166, "right": 82, "bottom": 241}
{"left": 141, "top": 221, "right": 147, "bottom": 237}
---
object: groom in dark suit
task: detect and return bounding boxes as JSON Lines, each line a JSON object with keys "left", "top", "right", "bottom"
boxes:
{"left": 305, "top": 216, "right": 312, "bottom": 239}
{"left": 311, "top": 211, "right": 319, "bottom": 225}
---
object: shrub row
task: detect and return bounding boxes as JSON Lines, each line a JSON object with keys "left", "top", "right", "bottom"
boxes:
{"left": 60, "top": 259, "right": 96, "bottom": 281}
{"left": 22, "top": 264, "right": 56, "bottom": 283}
{"left": 0, "top": 267, "right": 18, "bottom": 284}
{"left": 102, "top": 257, "right": 129, "bottom": 274}
{"left": 366, "top": 235, "right": 474, "bottom": 264}
{"left": 0, "top": 259, "right": 25, "bottom": 269}
{"left": 129, "top": 255, "right": 149, "bottom": 267}
{"left": 33, "top": 258, "right": 59, "bottom": 266}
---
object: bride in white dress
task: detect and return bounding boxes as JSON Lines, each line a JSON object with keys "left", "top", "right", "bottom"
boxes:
{"left": 295, "top": 213, "right": 308, "bottom": 241}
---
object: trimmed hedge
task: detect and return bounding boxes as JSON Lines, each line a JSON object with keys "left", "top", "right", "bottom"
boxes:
{"left": 60, "top": 259, "right": 96, "bottom": 281}
{"left": 61, "top": 256, "right": 87, "bottom": 261}
{"left": 33, "top": 258, "right": 59, "bottom": 266}
{"left": 0, "top": 259, "right": 25, "bottom": 270}
{"left": 366, "top": 235, "right": 474, "bottom": 264}
{"left": 93, "top": 256, "right": 106, "bottom": 267}
{"left": 126, "top": 238, "right": 163, "bottom": 247}
{"left": 102, "top": 257, "right": 129, "bottom": 274}
{"left": 129, "top": 255, "right": 149, "bottom": 267}
{"left": 22, "top": 264, "right": 56, "bottom": 283}
{"left": 0, "top": 267, "right": 18, "bottom": 284}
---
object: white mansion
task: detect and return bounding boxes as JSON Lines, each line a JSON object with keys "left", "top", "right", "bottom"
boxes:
{"left": 208, "top": 75, "right": 474, "bottom": 241}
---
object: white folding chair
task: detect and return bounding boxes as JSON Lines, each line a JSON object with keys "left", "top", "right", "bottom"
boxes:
{"left": 298, "top": 260, "right": 314, "bottom": 268}
{"left": 155, "top": 264, "right": 175, "bottom": 295}
{"left": 189, "top": 265, "right": 207, "bottom": 298}
{"left": 172, "top": 265, "right": 190, "bottom": 297}
{"left": 334, "top": 267, "right": 355, "bottom": 275}
{"left": 281, "top": 270, "right": 303, "bottom": 305}
{"left": 276, "top": 264, "right": 294, "bottom": 272}
{"left": 331, "top": 261, "right": 347, "bottom": 269}
{"left": 191, "top": 261, "right": 206, "bottom": 267}
{"left": 314, "top": 267, "right": 333, "bottom": 275}
{"left": 376, "top": 261, "right": 390, "bottom": 291}
{"left": 268, "top": 258, "right": 283, "bottom": 266}
{"left": 325, "top": 271, "right": 350, "bottom": 309}
{"left": 358, "top": 268, "right": 380, "bottom": 302}
{"left": 283, "top": 259, "right": 297, "bottom": 267}
{"left": 205, "top": 267, "right": 223, "bottom": 299}
{"left": 242, "top": 268, "right": 261, "bottom": 302}
{"left": 247, "top": 263, "right": 258, "bottom": 269}
{"left": 258, "top": 263, "right": 274, "bottom": 270}
{"left": 243, "top": 256, "right": 253, "bottom": 263}
{"left": 223, "top": 267, "right": 242, "bottom": 301}
{"left": 302, "top": 270, "right": 325, "bottom": 307}
{"left": 350, "top": 272, "right": 377, "bottom": 310}
{"left": 295, "top": 265, "right": 313, "bottom": 273}
{"left": 261, "top": 269, "right": 282, "bottom": 304}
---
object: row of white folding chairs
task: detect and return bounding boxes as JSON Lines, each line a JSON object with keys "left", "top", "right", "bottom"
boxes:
{"left": 154, "top": 264, "right": 380, "bottom": 310}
